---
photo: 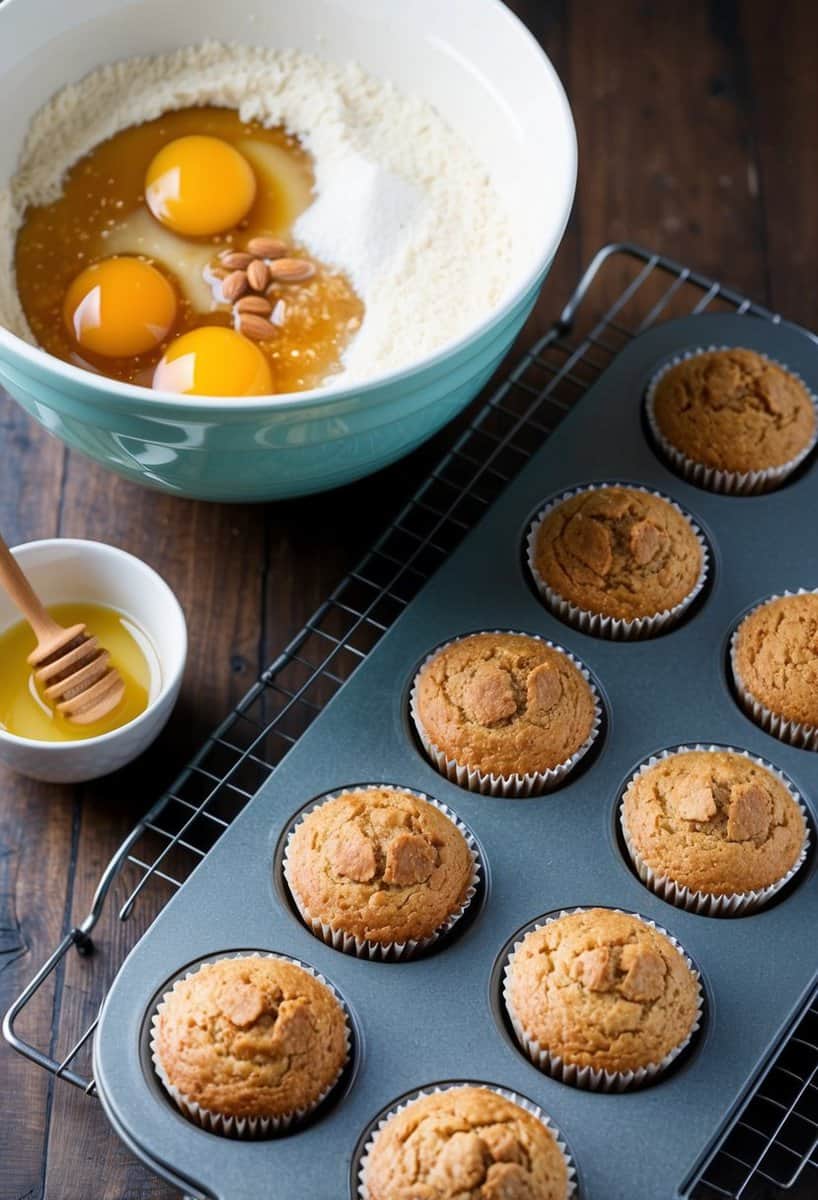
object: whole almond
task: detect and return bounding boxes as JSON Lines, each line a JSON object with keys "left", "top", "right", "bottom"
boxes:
{"left": 208, "top": 264, "right": 230, "bottom": 280}
{"left": 239, "top": 314, "right": 276, "bottom": 341}
{"left": 222, "top": 270, "right": 249, "bottom": 302}
{"left": 247, "top": 259, "right": 270, "bottom": 292}
{"left": 236, "top": 294, "right": 273, "bottom": 316}
{"left": 247, "top": 236, "right": 288, "bottom": 259}
{"left": 268, "top": 258, "right": 316, "bottom": 283}
{"left": 220, "top": 251, "right": 254, "bottom": 270}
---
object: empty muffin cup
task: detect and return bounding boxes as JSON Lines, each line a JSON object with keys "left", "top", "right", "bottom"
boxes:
{"left": 357, "top": 1082, "right": 577, "bottom": 1200}
{"left": 283, "top": 785, "right": 481, "bottom": 960}
{"left": 150, "top": 951, "right": 351, "bottom": 1138}
{"left": 526, "top": 483, "right": 709, "bottom": 640}
{"left": 410, "top": 630, "right": 602, "bottom": 796}
{"left": 645, "top": 346, "right": 818, "bottom": 495}
{"left": 620, "top": 745, "right": 810, "bottom": 916}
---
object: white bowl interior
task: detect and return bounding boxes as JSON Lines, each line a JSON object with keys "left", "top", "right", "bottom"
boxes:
{"left": 0, "top": 0, "right": 575, "bottom": 290}
{"left": 0, "top": 540, "right": 186, "bottom": 706}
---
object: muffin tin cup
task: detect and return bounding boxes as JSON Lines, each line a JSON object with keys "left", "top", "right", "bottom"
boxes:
{"left": 645, "top": 346, "right": 818, "bottom": 495}
{"left": 282, "top": 786, "right": 482, "bottom": 961}
{"left": 502, "top": 908, "right": 704, "bottom": 1093}
{"left": 149, "top": 951, "right": 351, "bottom": 1139}
{"left": 620, "top": 745, "right": 811, "bottom": 916}
{"left": 525, "top": 483, "right": 710, "bottom": 640}
{"left": 730, "top": 590, "right": 818, "bottom": 751}
{"left": 357, "top": 1082, "right": 577, "bottom": 1200}
{"left": 409, "top": 631, "right": 602, "bottom": 796}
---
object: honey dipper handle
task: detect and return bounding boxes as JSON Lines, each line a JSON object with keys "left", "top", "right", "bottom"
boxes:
{"left": 0, "top": 534, "right": 61, "bottom": 642}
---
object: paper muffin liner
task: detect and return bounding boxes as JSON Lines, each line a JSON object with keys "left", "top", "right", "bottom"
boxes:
{"left": 525, "top": 482, "right": 710, "bottom": 640}
{"left": 409, "top": 631, "right": 602, "bottom": 796}
{"left": 150, "top": 951, "right": 351, "bottom": 1139}
{"left": 502, "top": 907, "right": 703, "bottom": 1092}
{"left": 283, "top": 786, "right": 481, "bottom": 961}
{"left": 645, "top": 345, "right": 818, "bottom": 495}
{"left": 731, "top": 589, "right": 818, "bottom": 750}
{"left": 357, "top": 1081, "right": 577, "bottom": 1200}
{"left": 620, "top": 745, "right": 811, "bottom": 916}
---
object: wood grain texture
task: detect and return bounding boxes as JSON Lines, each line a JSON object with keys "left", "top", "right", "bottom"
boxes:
{"left": 1, "top": 3, "right": 817, "bottom": 1198}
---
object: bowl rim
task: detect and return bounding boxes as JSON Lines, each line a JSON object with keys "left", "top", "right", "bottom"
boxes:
{"left": 0, "top": 537, "right": 188, "bottom": 753}
{"left": 0, "top": 0, "right": 577, "bottom": 411}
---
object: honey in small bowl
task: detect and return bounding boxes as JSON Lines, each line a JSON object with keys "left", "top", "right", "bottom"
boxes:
{"left": 0, "top": 602, "right": 160, "bottom": 741}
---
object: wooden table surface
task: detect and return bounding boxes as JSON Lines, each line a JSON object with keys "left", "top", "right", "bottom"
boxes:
{"left": 2, "top": 2, "right": 817, "bottom": 1197}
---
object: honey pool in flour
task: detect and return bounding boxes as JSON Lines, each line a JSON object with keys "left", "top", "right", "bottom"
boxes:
{"left": 0, "top": 603, "right": 159, "bottom": 740}
{"left": 15, "top": 107, "right": 363, "bottom": 395}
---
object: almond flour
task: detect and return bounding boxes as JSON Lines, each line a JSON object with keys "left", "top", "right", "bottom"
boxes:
{"left": 0, "top": 42, "right": 512, "bottom": 387}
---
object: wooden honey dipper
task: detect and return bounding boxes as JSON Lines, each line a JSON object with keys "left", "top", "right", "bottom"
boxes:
{"left": 0, "top": 534, "right": 125, "bottom": 725}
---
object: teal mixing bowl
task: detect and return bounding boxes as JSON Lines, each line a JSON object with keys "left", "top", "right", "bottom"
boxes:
{"left": 0, "top": 0, "right": 576, "bottom": 501}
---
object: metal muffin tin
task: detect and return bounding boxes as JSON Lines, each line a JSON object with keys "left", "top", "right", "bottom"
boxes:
{"left": 93, "top": 313, "right": 818, "bottom": 1200}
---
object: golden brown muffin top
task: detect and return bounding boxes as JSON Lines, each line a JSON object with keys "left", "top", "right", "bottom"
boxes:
{"left": 651, "top": 348, "right": 815, "bottom": 473}
{"left": 286, "top": 788, "right": 474, "bottom": 945}
{"left": 623, "top": 750, "right": 805, "bottom": 895}
{"left": 505, "top": 909, "right": 699, "bottom": 1075}
{"left": 414, "top": 633, "right": 596, "bottom": 779}
{"left": 364, "top": 1086, "right": 568, "bottom": 1200}
{"left": 734, "top": 593, "right": 818, "bottom": 729}
{"left": 154, "top": 955, "right": 347, "bottom": 1120}
{"left": 532, "top": 485, "right": 702, "bottom": 621}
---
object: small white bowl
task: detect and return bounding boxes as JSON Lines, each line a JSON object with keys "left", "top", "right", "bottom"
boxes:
{"left": 0, "top": 538, "right": 186, "bottom": 782}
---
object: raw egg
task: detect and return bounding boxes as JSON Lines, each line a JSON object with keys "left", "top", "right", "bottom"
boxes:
{"left": 152, "top": 327, "right": 273, "bottom": 396}
{"left": 145, "top": 135, "right": 257, "bottom": 236}
{"left": 63, "top": 257, "right": 177, "bottom": 357}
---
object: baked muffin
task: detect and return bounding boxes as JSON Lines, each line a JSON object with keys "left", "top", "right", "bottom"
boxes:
{"left": 528, "top": 484, "right": 704, "bottom": 633}
{"left": 732, "top": 592, "right": 818, "bottom": 746}
{"left": 411, "top": 632, "right": 598, "bottom": 794}
{"left": 648, "top": 348, "right": 816, "bottom": 491}
{"left": 152, "top": 954, "right": 348, "bottom": 1134}
{"left": 284, "top": 787, "right": 476, "bottom": 957}
{"left": 622, "top": 749, "right": 806, "bottom": 912}
{"left": 504, "top": 908, "right": 700, "bottom": 1086}
{"left": 363, "top": 1086, "right": 569, "bottom": 1200}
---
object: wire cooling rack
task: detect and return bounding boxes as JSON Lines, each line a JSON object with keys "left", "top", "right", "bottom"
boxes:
{"left": 4, "top": 243, "right": 817, "bottom": 1200}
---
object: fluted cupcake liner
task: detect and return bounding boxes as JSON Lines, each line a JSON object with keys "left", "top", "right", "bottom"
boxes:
{"left": 409, "top": 631, "right": 602, "bottom": 797}
{"left": 283, "top": 786, "right": 481, "bottom": 961}
{"left": 502, "top": 907, "right": 703, "bottom": 1092}
{"left": 731, "top": 590, "right": 818, "bottom": 750}
{"left": 357, "top": 1082, "right": 577, "bottom": 1200}
{"left": 150, "top": 951, "right": 351, "bottom": 1139}
{"left": 645, "top": 345, "right": 818, "bottom": 495}
{"left": 525, "top": 482, "right": 710, "bottom": 640}
{"left": 620, "top": 745, "right": 811, "bottom": 916}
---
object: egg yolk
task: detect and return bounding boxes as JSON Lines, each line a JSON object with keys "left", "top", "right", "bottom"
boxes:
{"left": 145, "top": 135, "right": 257, "bottom": 236}
{"left": 152, "top": 327, "right": 273, "bottom": 396}
{"left": 63, "top": 257, "right": 177, "bottom": 358}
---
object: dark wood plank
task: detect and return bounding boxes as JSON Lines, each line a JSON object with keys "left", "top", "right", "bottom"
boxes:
{"left": 0, "top": 393, "right": 74, "bottom": 1200}
{"left": 742, "top": 0, "right": 818, "bottom": 328}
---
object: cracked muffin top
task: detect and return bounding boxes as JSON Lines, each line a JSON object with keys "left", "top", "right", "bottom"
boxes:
{"left": 413, "top": 632, "right": 596, "bottom": 779}
{"left": 505, "top": 909, "right": 699, "bottom": 1075}
{"left": 623, "top": 750, "right": 805, "bottom": 896}
{"left": 733, "top": 592, "right": 818, "bottom": 729}
{"left": 531, "top": 485, "right": 702, "bottom": 621}
{"left": 364, "top": 1086, "right": 569, "bottom": 1200}
{"left": 285, "top": 787, "right": 474, "bottom": 945}
{"left": 651, "top": 348, "right": 816, "bottom": 473}
{"left": 153, "top": 955, "right": 347, "bottom": 1119}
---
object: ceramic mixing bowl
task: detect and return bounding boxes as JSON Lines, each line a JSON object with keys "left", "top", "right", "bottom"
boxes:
{"left": 0, "top": 539, "right": 187, "bottom": 783}
{"left": 0, "top": 0, "right": 576, "bottom": 501}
